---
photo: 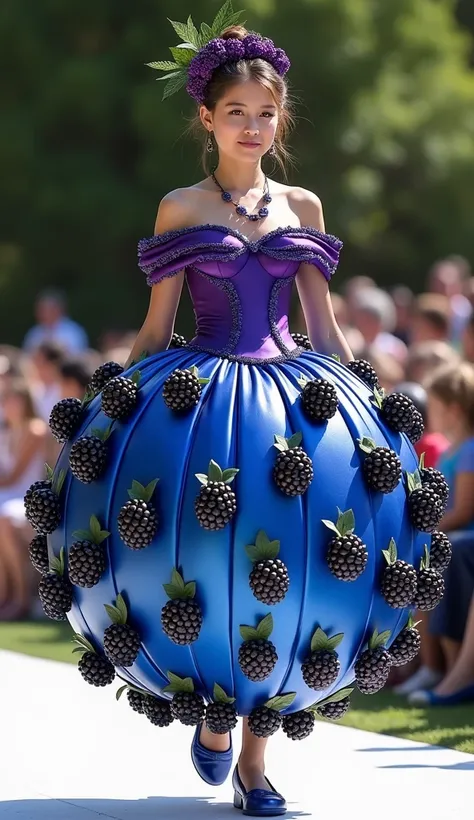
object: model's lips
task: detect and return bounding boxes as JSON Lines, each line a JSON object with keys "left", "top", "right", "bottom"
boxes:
{"left": 238, "top": 141, "right": 261, "bottom": 147}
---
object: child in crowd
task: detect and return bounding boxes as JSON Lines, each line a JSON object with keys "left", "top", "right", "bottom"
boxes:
{"left": 394, "top": 381, "right": 449, "bottom": 468}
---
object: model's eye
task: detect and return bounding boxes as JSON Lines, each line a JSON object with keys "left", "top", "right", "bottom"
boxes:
{"left": 229, "top": 109, "right": 243, "bottom": 115}
{"left": 261, "top": 112, "right": 274, "bottom": 117}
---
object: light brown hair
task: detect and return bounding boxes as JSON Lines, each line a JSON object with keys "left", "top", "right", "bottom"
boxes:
{"left": 425, "top": 361, "right": 474, "bottom": 430}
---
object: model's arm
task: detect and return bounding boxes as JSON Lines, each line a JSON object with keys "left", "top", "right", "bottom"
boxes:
{"left": 126, "top": 194, "right": 187, "bottom": 367}
{"left": 294, "top": 191, "right": 353, "bottom": 363}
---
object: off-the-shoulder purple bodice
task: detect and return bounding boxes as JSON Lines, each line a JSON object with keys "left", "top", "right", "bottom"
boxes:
{"left": 138, "top": 225, "right": 342, "bottom": 363}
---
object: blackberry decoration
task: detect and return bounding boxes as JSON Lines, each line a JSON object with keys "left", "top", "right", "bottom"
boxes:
{"left": 73, "top": 634, "right": 115, "bottom": 687}
{"left": 68, "top": 515, "right": 109, "bottom": 588}
{"left": 118, "top": 479, "right": 159, "bottom": 550}
{"left": 103, "top": 593, "right": 141, "bottom": 667}
{"left": 164, "top": 672, "right": 205, "bottom": 726}
{"left": 126, "top": 688, "right": 145, "bottom": 715}
{"left": 101, "top": 372, "right": 140, "bottom": 420}
{"left": 323, "top": 508, "right": 368, "bottom": 581}
{"left": 298, "top": 374, "right": 338, "bottom": 422}
{"left": 24, "top": 477, "right": 52, "bottom": 518}
{"left": 28, "top": 534, "right": 49, "bottom": 575}
{"left": 273, "top": 432, "right": 313, "bottom": 497}
{"left": 419, "top": 456, "right": 449, "bottom": 510}
{"left": 372, "top": 388, "right": 417, "bottom": 434}
{"left": 161, "top": 568, "right": 203, "bottom": 645}
{"left": 407, "top": 409, "right": 424, "bottom": 444}
{"left": 429, "top": 531, "right": 452, "bottom": 573}
{"left": 407, "top": 470, "right": 443, "bottom": 533}
{"left": 49, "top": 397, "right": 84, "bottom": 443}
{"left": 238, "top": 614, "right": 278, "bottom": 682}
{"left": 380, "top": 538, "right": 417, "bottom": 609}
{"left": 205, "top": 684, "right": 238, "bottom": 734}
{"left": 346, "top": 359, "right": 379, "bottom": 389}
{"left": 358, "top": 437, "right": 401, "bottom": 494}
{"left": 413, "top": 546, "right": 445, "bottom": 611}
{"left": 291, "top": 332, "right": 312, "bottom": 351}
{"left": 69, "top": 426, "right": 111, "bottom": 484}
{"left": 194, "top": 459, "right": 239, "bottom": 530}
{"left": 246, "top": 530, "right": 289, "bottom": 605}
{"left": 26, "top": 469, "right": 65, "bottom": 534}
{"left": 248, "top": 693, "right": 296, "bottom": 738}
{"left": 355, "top": 629, "right": 392, "bottom": 695}
{"left": 301, "top": 627, "right": 343, "bottom": 690}
{"left": 90, "top": 361, "right": 124, "bottom": 394}
{"left": 38, "top": 548, "right": 73, "bottom": 621}
{"left": 315, "top": 687, "right": 353, "bottom": 721}
{"left": 389, "top": 614, "right": 421, "bottom": 667}
{"left": 143, "top": 695, "right": 174, "bottom": 727}
{"left": 169, "top": 332, "right": 188, "bottom": 349}
{"left": 282, "top": 709, "right": 315, "bottom": 741}
{"left": 162, "top": 365, "right": 210, "bottom": 413}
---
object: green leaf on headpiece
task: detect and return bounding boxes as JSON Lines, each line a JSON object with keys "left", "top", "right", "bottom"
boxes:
{"left": 147, "top": 61, "right": 180, "bottom": 72}
{"left": 170, "top": 47, "right": 196, "bottom": 67}
{"left": 211, "top": 1, "right": 246, "bottom": 37}
{"left": 162, "top": 72, "right": 187, "bottom": 100}
{"left": 168, "top": 15, "right": 200, "bottom": 49}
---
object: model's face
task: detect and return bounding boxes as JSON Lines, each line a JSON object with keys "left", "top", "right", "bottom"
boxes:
{"left": 202, "top": 80, "right": 278, "bottom": 162}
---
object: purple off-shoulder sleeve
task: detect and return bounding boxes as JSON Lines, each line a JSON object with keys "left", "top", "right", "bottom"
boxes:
{"left": 261, "top": 228, "right": 343, "bottom": 281}
{"left": 137, "top": 228, "right": 243, "bottom": 286}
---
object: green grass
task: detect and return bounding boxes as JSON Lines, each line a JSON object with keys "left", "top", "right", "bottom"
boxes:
{"left": 1, "top": 621, "right": 473, "bottom": 754}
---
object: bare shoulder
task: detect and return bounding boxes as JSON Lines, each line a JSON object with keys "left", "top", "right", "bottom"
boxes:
{"left": 286, "top": 185, "right": 325, "bottom": 231}
{"left": 154, "top": 183, "right": 210, "bottom": 235}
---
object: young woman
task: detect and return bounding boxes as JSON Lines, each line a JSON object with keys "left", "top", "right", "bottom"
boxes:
{"left": 35, "top": 8, "right": 443, "bottom": 816}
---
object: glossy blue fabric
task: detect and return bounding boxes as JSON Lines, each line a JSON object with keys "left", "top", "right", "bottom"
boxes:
{"left": 51, "top": 225, "right": 427, "bottom": 717}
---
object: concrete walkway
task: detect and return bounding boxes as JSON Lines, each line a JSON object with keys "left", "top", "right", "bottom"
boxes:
{"left": 0, "top": 650, "right": 472, "bottom": 818}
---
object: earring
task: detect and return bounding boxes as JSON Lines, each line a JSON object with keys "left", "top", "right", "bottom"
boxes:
{"left": 268, "top": 143, "right": 276, "bottom": 157}
{"left": 206, "top": 133, "right": 214, "bottom": 153}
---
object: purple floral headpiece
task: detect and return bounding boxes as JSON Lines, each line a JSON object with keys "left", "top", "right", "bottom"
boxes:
{"left": 147, "top": 1, "right": 290, "bottom": 104}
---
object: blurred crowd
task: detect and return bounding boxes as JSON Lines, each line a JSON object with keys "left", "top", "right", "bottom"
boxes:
{"left": 0, "top": 252, "right": 473, "bottom": 706}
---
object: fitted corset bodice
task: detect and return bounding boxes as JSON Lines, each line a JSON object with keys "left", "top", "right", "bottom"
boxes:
{"left": 138, "top": 225, "right": 342, "bottom": 362}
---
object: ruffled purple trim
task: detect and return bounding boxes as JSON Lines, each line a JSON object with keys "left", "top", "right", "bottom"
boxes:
{"left": 138, "top": 224, "right": 342, "bottom": 253}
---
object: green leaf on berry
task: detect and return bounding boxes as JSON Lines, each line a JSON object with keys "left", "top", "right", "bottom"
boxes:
{"left": 208, "top": 460, "right": 223, "bottom": 482}
{"left": 72, "top": 530, "right": 92, "bottom": 542}
{"left": 45, "top": 463, "right": 54, "bottom": 480}
{"left": 163, "top": 671, "right": 194, "bottom": 694}
{"left": 288, "top": 432, "right": 303, "bottom": 449}
{"left": 222, "top": 468, "right": 239, "bottom": 484}
{"left": 265, "top": 692, "right": 296, "bottom": 712}
{"left": 421, "top": 544, "right": 431, "bottom": 570}
{"left": 256, "top": 613, "right": 274, "bottom": 641}
{"left": 89, "top": 515, "right": 110, "bottom": 544}
{"left": 297, "top": 375, "right": 310, "bottom": 388}
{"left": 240, "top": 625, "right": 260, "bottom": 642}
{"left": 382, "top": 538, "right": 398, "bottom": 566}
{"left": 72, "top": 634, "right": 96, "bottom": 655}
{"left": 418, "top": 452, "right": 426, "bottom": 471}
{"left": 337, "top": 508, "right": 355, "bottom": 536}
{"left": 273, "top": 434, "right": 289, "bottom": 452}
{"left": 213, "top": 683, "right": 236, "bottom": 704}
{"left": 54, "top": 469, "right": 67, "bottom": 496}
{"left": 368, "top": 628, "right": 391, "bottom": 650}
{"left": 195, "top": 473, "right": 208, "bottom": 485}
{"left": 327, "top": 633, "right": 344, "bottom": 651}
{"left": 316, "top": 687, "right": 354, "bottom": 707}
{"left": 184, "top": 582, "right": 196, "bottom": 599}
{"left": 331, "top": 353, "right": 341, "bottom": 362}
{"left": 131, "top": 371, "right": 141, "bottom": 386}
{"left": 246, "top": 530, "right": 280, "bottom": 562}
{"left": 116, "top": 684, "right": 128, "bottom": 701}
{"left": 358, "top": 437, "right": 375, "bottom": 454}
{"left": 321, "top": 519, "right": 340, "bottom": 536}
{"left": 310, "top": 627, "right": 329, "bottom": 653}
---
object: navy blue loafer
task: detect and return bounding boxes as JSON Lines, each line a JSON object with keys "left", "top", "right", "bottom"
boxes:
{"left": 232, "top": 765, "right": 286, "bottom": 816}
{"left": 191, "top": 724, "right": 233, "bottom": 786}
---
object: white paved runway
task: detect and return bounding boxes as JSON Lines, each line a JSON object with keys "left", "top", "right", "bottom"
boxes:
{"left": 0, "top": 650, "right": 472, "bottom": 818}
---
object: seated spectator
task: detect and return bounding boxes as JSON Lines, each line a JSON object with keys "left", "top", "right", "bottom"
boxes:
{"left": 410, "top": 293, "right": 450, "bottom": 345}
{"left": 394, "top": 381, "right": 449, "bottom": 467}
{"left": 0, "top": 379, "right": 47, "bottom": 619}
{"left": 23, "top": 289, "right": 88, "bottom": 353}
{"left": 405, "top": 340, "right": 460, "bottom": 385}
{"left": 462, "top": 312, "right": 474, "bottom": 363}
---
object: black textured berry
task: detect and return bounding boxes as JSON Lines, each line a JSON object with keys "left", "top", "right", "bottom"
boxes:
{"left": 38, "top": 573, "right": 73, "bottom": 620}
{"left": 282, "top": 710, "right": 315, "bottom": 740}
{"left": 249, "top": 558, "right": 289, "bottom": 605}
{"left": 161, "top": 599, "right": 203, "bottom": 645}
{"left": 430, "top": 531, "right": 452, "bottom": 573}
{"left": 389, "top": 628, "right": 421, "bottom": 667}
{"left": 301, "top": 378, "right": 338, "bottom": 422}
{"left": 327, "top": 533, "right": 368, "bottom": 581}
{"left": 381, "top": 392, "right": 417, "bottom": 434}
{"left": 363, "top": 447, "right": 401, "bottom": 494}
{"left": 291, "top": 332, "right": 313, "bottom": 351}
{"left": 381, "top": 560, "right": 417, "bottom": 608}
{"left": 69, "top": 435, "right": 108, "bottom": 484}
{"left": 420, "top": 468, "right": 449, "bottom": 509}
{"left": 409, "top": 486, "right": 443, "bottom": 532}
{"left": 90, "top": 361, "right": 124, "bottom": 394}
{"left": 68, "top": 540, "right": 106, "bottom": 588}
{"left": 28, "top": 535, "right": 49, "bottom": 575}
{"left": 273, "top": 447, "right": 313, "bottom": 496}
{"left": 248, "top": 706, "right": 282, "bottom": 738}
{"left": 102, "top": 376, "right": 138, "bottom": 420}
{"left": 316, "top": 697, "right": 351, "bottom": 720}
{"left": 49, "top": 398, "right": 83, "bottom": 442}
{"left": 143, "top": 695, "right": 174, "bottom": 726}
{"left": 347, "top": 359, "right": 379, "bottom": 388}
{"left": 103, "top": 623, "right": 141, "bottom": 667}
{"left": 355, "top": 646, "right": 392, "bottom": 694}
{"left": 26, "top": 487, "right": 61, "bottom": 534}
{"left": 78, "top": 652, "right": 115, "bottom": 687}
{"left": 24, "top": 480, "right": 51, "bottom": 517}
{"left": 163, "top": 368, "right": 202, "bottom": 412}
{"left": 169, "top": 333, "right": 188, "bottom": 349}
{"left": 414, "top": 567, "right": 445, "bottom": 611}
{"left": 205, "top": 701, "right": 238, "bottom": 734}
{"left": 407, "top": 409, "right": 424, "bottom": 444}
{"left": 118, "top": 499, "right": 158, "bottom": 549}
{"left": 301, "top": 650, "right": 340, "bottom": 690}
{"left": 195, "top": 482, "right": 237, "bottom": 530}
{"left": 127, "top": 689, "right": 145, "bottom": 714}
{"left": 170, "top": 691, "right": 205, "bottom": 726}
{"left": 238, "top": 639, "right": 278, "bottom": 682}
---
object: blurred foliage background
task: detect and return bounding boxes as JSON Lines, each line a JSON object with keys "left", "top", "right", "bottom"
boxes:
{"left": 1, "top": 0, "right": 474, "bottom": 346}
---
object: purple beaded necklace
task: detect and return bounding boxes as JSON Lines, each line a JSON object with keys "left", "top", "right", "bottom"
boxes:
{"left": 211, "top": 170, "right": 272, "bottom": 222}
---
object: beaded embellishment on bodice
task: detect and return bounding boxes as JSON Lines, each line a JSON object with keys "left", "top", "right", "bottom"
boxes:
{"left": 138, "top": 225, "right": 342, "bottom": 362}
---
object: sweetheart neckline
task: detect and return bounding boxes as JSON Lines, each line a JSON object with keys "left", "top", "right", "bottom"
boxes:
{"left": 138, "top": 223, "right": 343, "bottom": 251}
